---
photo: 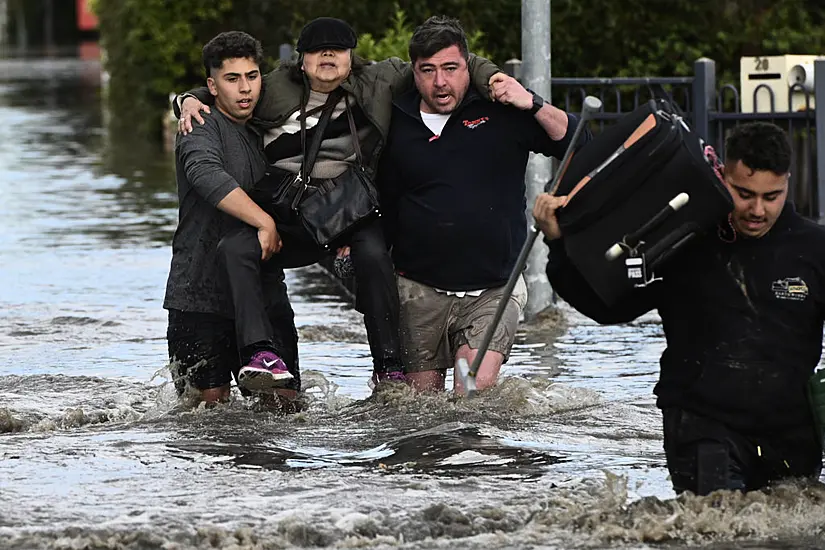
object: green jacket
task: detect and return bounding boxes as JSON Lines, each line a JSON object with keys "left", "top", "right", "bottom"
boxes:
{"left": 180, "top": 54, "right": 501, "bottom": 174}
{"left": 253, "top": 54, "right": 500, "bottom": 136}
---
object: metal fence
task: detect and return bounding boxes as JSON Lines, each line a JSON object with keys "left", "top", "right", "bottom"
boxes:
{"left": 504, "top": 57, "right": 825, "bottom": 223}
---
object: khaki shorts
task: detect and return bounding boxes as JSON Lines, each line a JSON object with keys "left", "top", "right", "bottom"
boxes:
{"left": 397, "top": 274, "right": 528, "bottom": 373}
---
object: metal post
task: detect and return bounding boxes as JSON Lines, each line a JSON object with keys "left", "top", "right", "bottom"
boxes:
{"left": 504, "top": 58, "right": 523, "bottom": 81}
{"left": 691, "top": 57, "right": 716, "bottom": 145}
{"left": 279, "top": 43, "right": 293, "bottom": 63}
{"left": 815, "top": 59, "right": 825, "bottom": 223}
{"left": 0, "top": 0, "right": 8, "bottom": 49}
{"left": 12, "top": 0, "right": 26, "bottom": 53}
{"left": 43, "top": 0, "right": 53, "bottom": 53}
{"left": 522, "top": 0, "right": 553, "bottom": 320}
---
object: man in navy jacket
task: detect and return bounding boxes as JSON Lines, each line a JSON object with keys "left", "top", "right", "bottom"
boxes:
{"left": 378, "top": 15, "right": 592, "bottom": 394}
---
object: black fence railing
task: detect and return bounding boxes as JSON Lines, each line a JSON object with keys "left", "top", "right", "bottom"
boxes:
{"left": 546, "top": 76, "right": 694, "bottom": 128}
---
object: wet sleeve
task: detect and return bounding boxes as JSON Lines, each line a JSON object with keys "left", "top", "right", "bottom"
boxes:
{"left": 467, "top": 54, "right": 501, "bottom": 100}
{"left": 171, "top": 87, "right": 213, "bottom": 119}
{"left": 545, "top": 238, "right": 658, "bottom": 324}
{"left": 362, "top": 57, "right": 413, "bottom": 97}
{"left": 176, "top": 118, "right": 239, "bottom": 207}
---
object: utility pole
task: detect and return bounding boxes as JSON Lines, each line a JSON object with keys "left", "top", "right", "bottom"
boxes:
{"left": 522, "top": 0, "right": 553, "bottom": 320}
{"left": 0, "top": 0, "right": 8, "bottom": 50}
{"left": 12, "top": 0, "right": 26, "bottom": 53}
{"left": 43, "top": 0, "right": 53, "bottom": 53}
{"left": 279, "top": 43, "right": 293, "bottom": 63}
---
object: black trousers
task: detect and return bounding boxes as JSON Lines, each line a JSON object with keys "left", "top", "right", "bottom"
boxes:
{"left": 662, "top": 408, "right": 823, "bottom": 495}
{"left": 216, "top": 218, "right": 402, "bottom": 373}
{"left": 166, "top": 306, "right": 300, "bottom": 394}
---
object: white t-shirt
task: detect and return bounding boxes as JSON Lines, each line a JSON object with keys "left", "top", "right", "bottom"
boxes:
{"left": 420, "top": 111, "right": 451, "bottom": 137}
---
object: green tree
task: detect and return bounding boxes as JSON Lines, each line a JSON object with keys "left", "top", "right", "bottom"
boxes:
{"left": 356, "top": 6, "right": 490, "bottom": 61}
{"left": 92, "top": 0, "right": 825, "bottom": 140}
{"left": 92, "top": 0, "right": 233, "bottom": 136}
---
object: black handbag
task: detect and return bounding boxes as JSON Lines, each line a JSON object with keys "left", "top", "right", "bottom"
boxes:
{"left": 252, "top": 89, "right": 380, "bottom": 250}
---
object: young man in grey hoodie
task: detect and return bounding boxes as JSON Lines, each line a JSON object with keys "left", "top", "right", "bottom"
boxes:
{"left": 164, "top": 31, "right": 299, "bottom": 406}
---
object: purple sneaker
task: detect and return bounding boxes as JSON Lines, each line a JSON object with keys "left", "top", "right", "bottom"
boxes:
{"left": 370, "top": 370, "right": 408, "bottom": 391}
{"left": 238, "top": 351, "right": 293, "bottom": 393}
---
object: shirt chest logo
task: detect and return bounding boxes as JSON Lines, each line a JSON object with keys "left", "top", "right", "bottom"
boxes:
{"left": 463, "top": 117, "right": 489, "bottom": 129}
{"left": 771, "top": 277, "right": 809, "bottom": 301}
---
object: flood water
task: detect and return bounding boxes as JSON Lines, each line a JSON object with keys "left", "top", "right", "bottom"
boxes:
{"left": 1, "top": 56, "right": 824, "bottom": 550}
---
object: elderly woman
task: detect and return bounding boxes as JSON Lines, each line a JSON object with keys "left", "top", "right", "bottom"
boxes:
{"left": 176, "top": 17, "right": 500, "bottom": 393}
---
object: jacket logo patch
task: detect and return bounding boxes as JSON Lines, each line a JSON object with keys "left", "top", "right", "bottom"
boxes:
{"left": 463, "top": 117, "right": 489, "bottom": 129}
{"left": 771, "top": 277, "right": 809, "bottom": 301}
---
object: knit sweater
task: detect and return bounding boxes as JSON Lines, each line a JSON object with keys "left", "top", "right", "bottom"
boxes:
{"left": 263, "top": 90, "right": 373, "bottom": 179}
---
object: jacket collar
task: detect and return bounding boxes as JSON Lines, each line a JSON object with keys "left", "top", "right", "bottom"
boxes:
{"left": 339, "top": 55, "right": 369, "bottom": 94}
{"left": 764, "top": 200, "right": 799, "bottom": 235}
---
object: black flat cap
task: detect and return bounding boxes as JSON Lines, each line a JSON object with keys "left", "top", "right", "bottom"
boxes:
{"left": 296, "top": 17, "right": 357, "bottom": 53}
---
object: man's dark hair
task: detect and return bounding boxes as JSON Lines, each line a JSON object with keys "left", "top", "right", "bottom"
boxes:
{"left": 725, "top": 122, "right": 792, "bottom": 175}
{"left": 202, "top": 31, "right": 264, "bottom": 77}
{"left": 408, "top": 16, "right": 469, "bottom": 64}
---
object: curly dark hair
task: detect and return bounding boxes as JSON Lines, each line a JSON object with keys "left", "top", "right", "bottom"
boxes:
{"left": 202, "top": 31, "right": 264, "bottom": 77}
{"left": 725, "top": 122, "right": 791, "bottom": 175}
{"left": 408, "top": 16, "right": 469, "bottom": 64}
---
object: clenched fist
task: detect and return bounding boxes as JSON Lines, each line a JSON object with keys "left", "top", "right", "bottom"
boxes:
{"left": 488, "top": 73, "right": 533, "bottom": 111}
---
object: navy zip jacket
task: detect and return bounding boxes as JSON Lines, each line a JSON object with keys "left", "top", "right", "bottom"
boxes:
{"left": 546, "top": 203, "right": 825, "bottom": 434}
{"left": 378, "top": 86, "right": 591, "bottom": 291}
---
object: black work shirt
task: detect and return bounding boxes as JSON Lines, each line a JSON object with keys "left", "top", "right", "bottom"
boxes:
{"left": 378, "top": 87, "right": 589, "bottom": 291}
{"left": 547, "top": 203, "right": 825, "bottom": 433}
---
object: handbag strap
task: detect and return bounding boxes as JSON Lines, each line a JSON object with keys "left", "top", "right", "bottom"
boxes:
{"left": 299, "top": 88, "right": 344, "bottom": 181}
{"left": 344, "top": 99, "right": 364, "bottom": 167}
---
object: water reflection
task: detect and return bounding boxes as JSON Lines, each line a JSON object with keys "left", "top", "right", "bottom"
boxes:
{"left": 0, "top": 57, "right": 178, "bottom": 252}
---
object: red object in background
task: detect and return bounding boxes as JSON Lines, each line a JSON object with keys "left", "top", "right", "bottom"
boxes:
{"left": 78, "top": 41, "right": 101, "bottom": 60}
{"left": 76, "top": 0, "right": 99, "bottom": 31}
